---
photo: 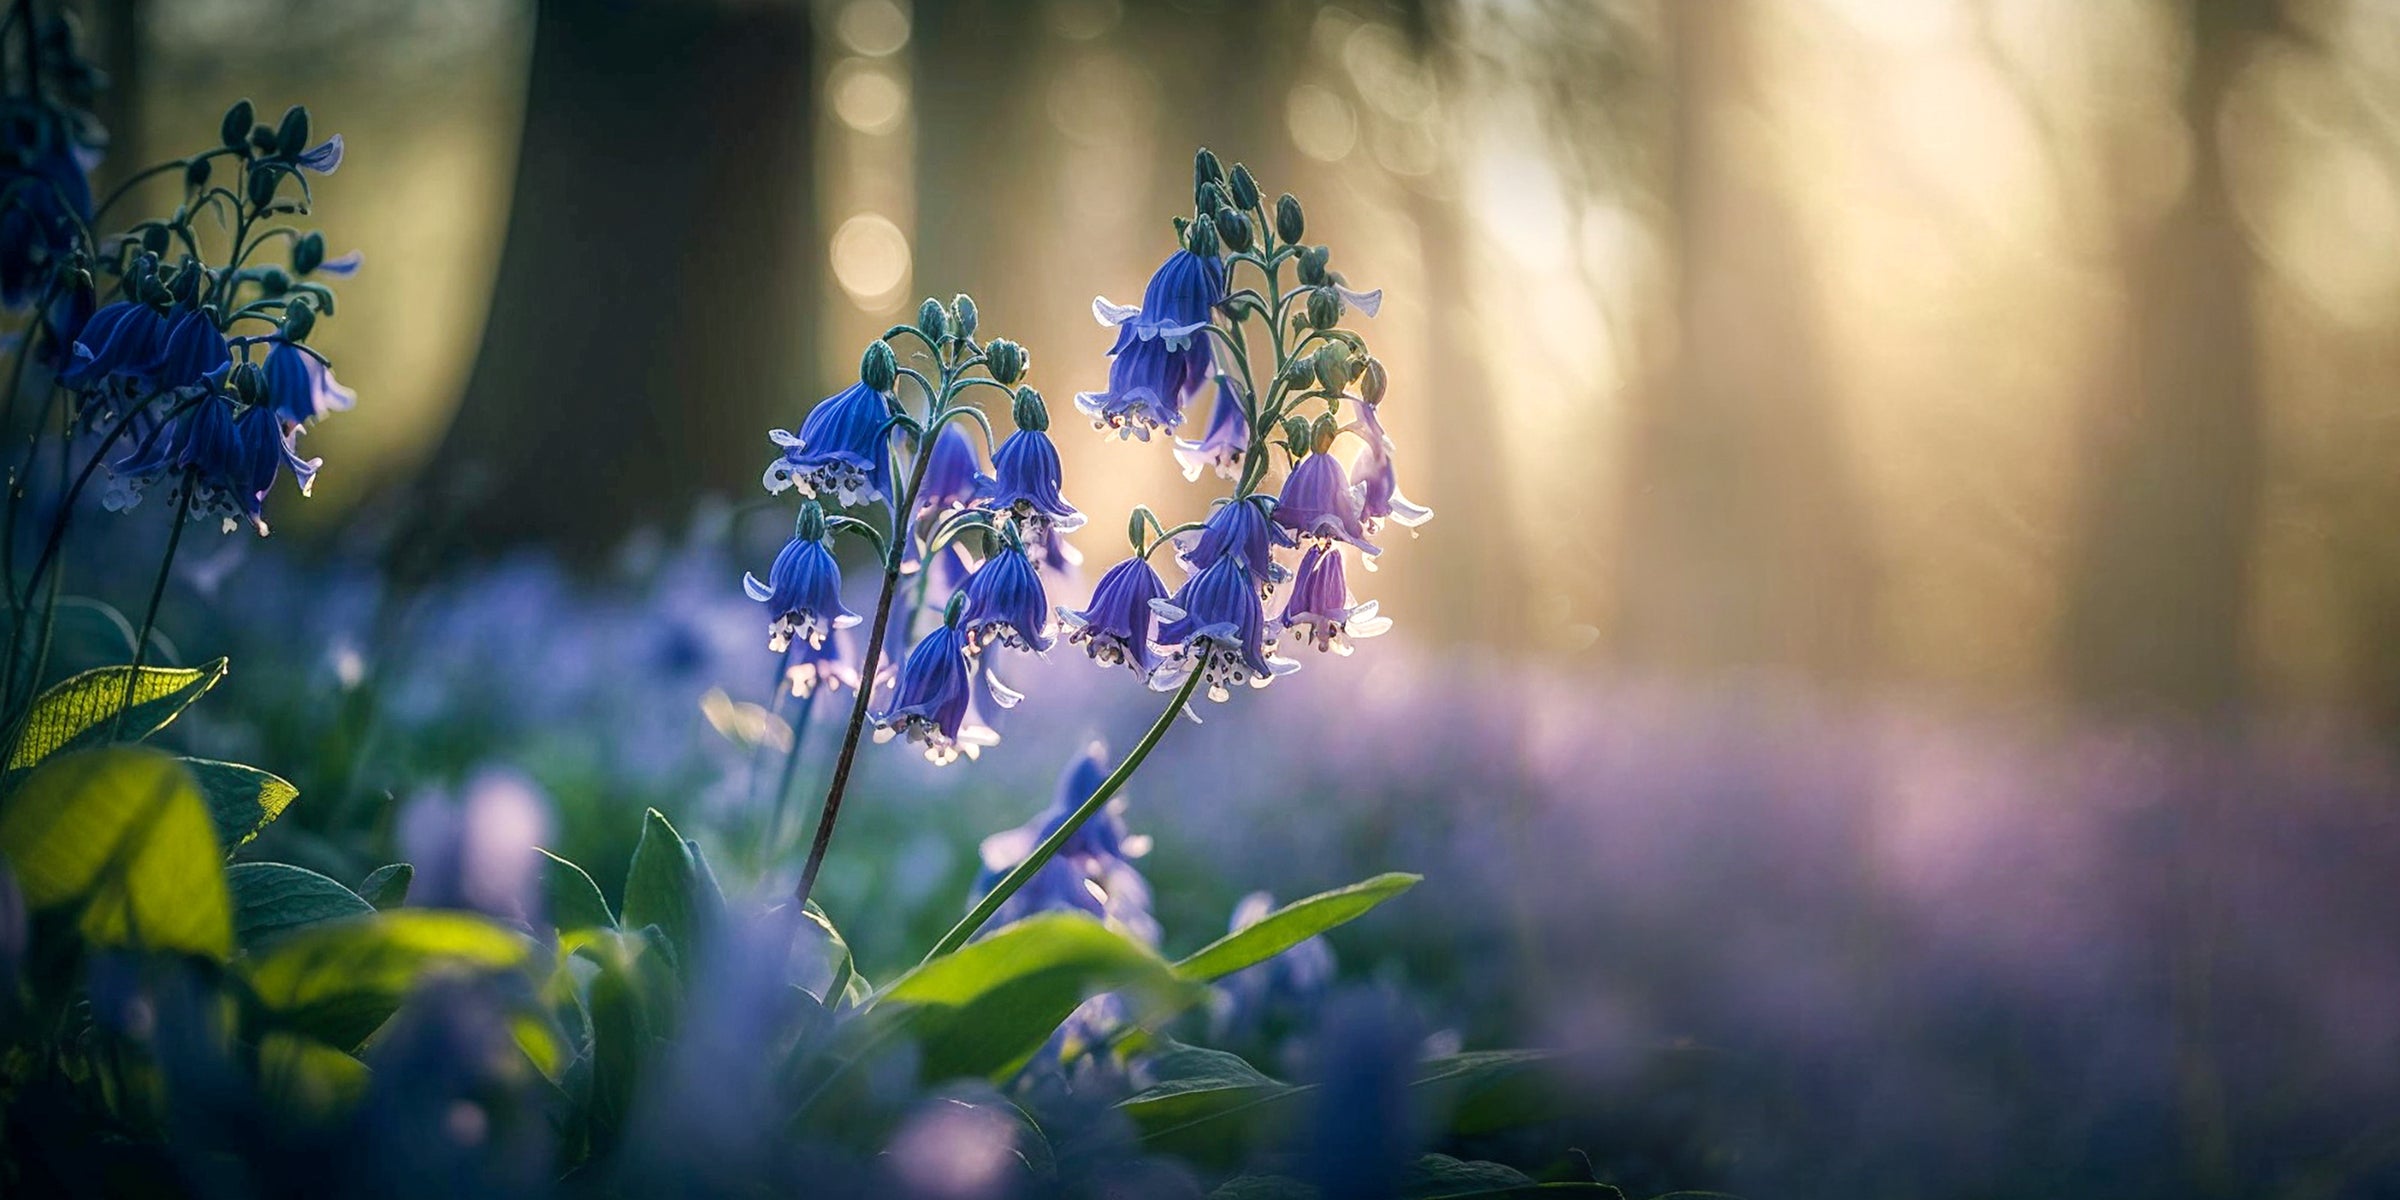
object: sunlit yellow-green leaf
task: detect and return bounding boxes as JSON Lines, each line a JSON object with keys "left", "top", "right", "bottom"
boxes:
{"left": 9, "top": 659, "right": 228, "bottom": 772}
{"left": 0, "top": 746, "right": 230, "bottom": 959}
{"left": 240, "top": 909, "right": 534, "bottom": 1050}
{"left": 181, "top": 758, "right": 298, "bottom": 853}
{"left": 1172, "top": 872, "right": 1419, "bottom": 983}
{"left": 257, "top": 1031, "right": 369, "bottom": 1119}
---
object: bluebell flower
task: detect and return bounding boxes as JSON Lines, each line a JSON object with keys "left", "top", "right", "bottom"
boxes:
{"left": 971, "top": 743, "right": 1158, "bottom": 944}
{"left": 261, "top": 337, "right": 356, "bottom": 426}
{"left": 1347, "top": 397, "right": 1430, "bottom": 534}
{"left": 1031, "top": 521, "right": 1083, "bottom": 582}
{"left": 957, "top": 540, "right": 1053, "bottom": 654}
{"left": 295, "top": 133, "right": 345, "bottom": 174}
{"left": 743, "top": 532, "right": 861, "bottom": 653}
{"left": 147, "top": 307, "right": 232, "bottom": 400}
{"left": 1278, "top": 543, "right": 1389, "bottom": 655}
{"left": 1173, "top": 377, "right": 1249, "bottom": 482}
{"left": 1272, "top": 449, "right": 1379, "bottom": 556}
{"left": 1209, "top": 890, "right": 1337, "bottom": 1046}
{"left": 316, "top": 248, "right": 364, "bottom": 276}
{"left": 916, "top": 422, "right": 982, "bottom": 516}
{"left": 980, "top": 425, "right": 1084, "bottom": 533}
{"left": 60, "top": 298, "right": 170, "bottom": 412}
{"left": 1151, "top": 553, "right": 1295, "bottom": 701}
{"left": 0, "top": 113, "right": 94, "bottom": 310}
{"left": 1174, "top": 494, "right": 1289, "bottom": 585}
{"left": 1092, "top": 247, "right": 1225, "bottom": 349}
{"left": 1073, "top": 334, "right": 1209, "bottom": 441}
{"left": 105, "top": 392, "right": 319, "bottom": 535}
{"left": 764, "top": 380, "right": 893, "bottom": 505}
{"left": 38, "top": 270, "right": 92, "bottom": 368}
{"left": 1060, "top": 554, "right": 1168, "bottom": 674}
{"left": 872, "top": 615, "right": 980, "bottom": 764}
{"left": 782, "top": 624, "right": 860, "bottom": 698}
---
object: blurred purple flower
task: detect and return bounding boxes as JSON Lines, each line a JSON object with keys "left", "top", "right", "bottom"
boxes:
{"left": 261, "top": 337, "right": 356, "bottom": 426}
{"left": 398, "top": 769, "right": 554, "bottom": 925}
{"left": 784, "top": 624, "right": 861, "bottom": 699}
{"left": 917, "top": 423, "right": 982, "bottom": 516}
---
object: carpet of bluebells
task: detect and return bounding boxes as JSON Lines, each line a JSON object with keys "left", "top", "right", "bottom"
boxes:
{"left": 4, "top": 13, "right": 2399, "bottom": 1200}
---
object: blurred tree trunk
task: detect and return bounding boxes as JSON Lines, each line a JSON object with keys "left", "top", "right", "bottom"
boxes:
{"left": 2056, "top": 1, "right": 2272, "bottom": 712}
{"left": 403, "top": 0, "right": 817, "bottom": 566}
{"left": 1609, "top": 1, "right": 1872, "bottom": 675}
{"left": 84, "top": 0, "right": 144, "bottom": 188}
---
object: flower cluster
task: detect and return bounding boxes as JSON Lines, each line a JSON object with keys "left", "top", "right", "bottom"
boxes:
{"left": 1064, "top": 150, "right": 1425, "bottom": 701}
{"left": 11, "top": 95, "right": 362, "bottom": 536}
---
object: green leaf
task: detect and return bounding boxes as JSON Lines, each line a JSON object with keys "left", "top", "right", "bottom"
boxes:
{"left": 1212, "top": 1176, "right": 1319, "bottom": 1200}
{"left": 870, "top": 913, "right": 1203, "bottom": 1083}
{"left": 572, "top": 927, "right": 669, "bottom": 1155}
{"left": 227, "top": 862, "right": 375, "bottom": 948}
{"left": 1173, "top": 872, "right": 1420, "bottom": 983}
{"left": 1121, "top": 1039, "right": 1292, "bottom": 1124}
{"left": 1404, "top": 1154, "right": 1625, "bottom": 1198}
{"left": 618, "top": 809, "right": 719, "bottom": 966}
{"left": 240, "top": 909, "right": 534, "bottom": 1050}
{"left": 0, "top": 746, "right": 230, "bottom": 959}
{"left": 536, "top": 847, "right": 614, "bottom": 932}
{"left": 357, "top": 863, "right": 412, "bottom": 909}
{"left": 792, "top": 899, "right": 855, "bottom": 1007}
{"left": 257, "top": 1031, "right": 369, "bottom": 1118}
{"left": 1414, "top": 1050, "right": 1568, "bottom": 1136}
{"left": 182, "top": 758, "right": 299, "bottom": 853}
{"left": 8, "top": 659, "right": 228, "bottom": 772}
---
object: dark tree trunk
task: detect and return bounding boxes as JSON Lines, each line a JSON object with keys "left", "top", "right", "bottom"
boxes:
{"left": 2056, "top": 0, "right": 2272, "bottom": 712}
{"left": 403, "top": 0, "right": 817, "bottom": 565}
{"left": 1610, "top": 0, "right": 1873, "bottom": 675}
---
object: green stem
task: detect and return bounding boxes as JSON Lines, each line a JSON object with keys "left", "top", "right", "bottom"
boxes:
{"left": 921, "top": 669, "right": 1204, "bottom": 964}
{"left": 765, "top": 686, "right": 818, "bottom": 851}
{"left": 112, "top": 483, "right": 191, "bottom": 737}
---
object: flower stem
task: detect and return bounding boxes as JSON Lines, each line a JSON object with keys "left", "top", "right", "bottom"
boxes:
{"left": 765, "top": 686, "right": 817, "bottom": 850}
{"left": 792, "top": 418, "right": 944, "bottom": 910}
{"left": 111, "top": 483, "right": 191, "bottom": 737}
{"left": 920, "top": 668, "right": 1203, "bottom": 965}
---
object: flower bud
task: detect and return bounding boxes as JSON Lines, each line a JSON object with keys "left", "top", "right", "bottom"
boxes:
{"left": 220, "top": 99, "right": 255, "bottom": 151}
{"left": 1213, "top": 209, "right": 1253, "bottom": 253}
{"left": 1011, "top": 385, "right": 1049, "bottom": 433}
{"left": 1312, "top": 342, "right": 1348, "bottom": 392}
{"left": 293, "top": 230, "right": 325, "bottom": 276}
{"left": 1360, "top": 356, "right": 1388, "bottom": 404}
{"left": 1280, "top": 355, "right": 1317, "bottom": 389}
{"left": 1194, "top": 147, "right": 1226, "bottom": 196}
{"left": 248, "top": 125, "right": 278, "bottom": 155}
{"left": 1310, "top": 413, "right": 1340, "bottom": 454}
{"left": 1275, "top": 193, "right": 1306, "bottom": 244}
{"left": 230, "top": 361, "right": 266, "bottom": 404}
{"left": 246, "top": 163, "right": 278, "bottom": 211}
{"left": 796, "top": 499, "right": 828, "bottom": 543}
{"left": 275, "top": 105, "right": 310, "bottom": 159}
{"left": 983, "top": 337, "right": 1026, "bottom": 385}
{"left": 1185, "top": 213, "right": 1220, "bottom": 258}
{"left": 917, "top": 297, "right": 948, "bottom": 342}
{"left": 1228, "top": 163, "right": 1260, "bottom": 211}
{"left": 255, "top": 265, "right": 292, "bottom": 297}
{"left": 1198, "top": 181, "right": 1228, "bottom": 217}
{"left": 943, "top": 589, "right": 969, "bottom": 627}
{"left": 861, "top": 339, "right": 898, "bottom": 392}
{"left": 1281, "top": 416, "right": 1313, "bottom": 458}
{"left": 139, "top": 225, "right": 169, "bottom": 256}
{"left": 183, "top": 157, "right": 211, "bottom": 189}
{"left": 1127, "top": 506, "right": 1153, "bottom": 552}
{"left": 1305, "top": 286, "right": 1342, "bottom": 331}
{"left": 1297, "top": 244, "right": 1331, "bottom": 286}
{"left": 950, "top": 293, "right": 978, "bottom": 339}
{"left": 281, "top": 298, "right": 316, "bottom": 342}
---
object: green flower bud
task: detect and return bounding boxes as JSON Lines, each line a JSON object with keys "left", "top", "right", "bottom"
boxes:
{"left": 1305, "top": 286, "right": 1342, "bottom": 331}
{"left": 1360, "top": 356, "right": 1388, "bottom": 404}
{"left": 1275, "top": 193, "right": 1305, "bottom": 244}
{"left": 294, "top": 230, "right": 325, "bottom": 276}
{"left": 138, "top": 225, "right": 169, "bottom": 256}
{"left": 248, "top": 125, "right": 278, "bottom": 155}
{"left": 275, "top": 105, "right": 310, "bottom": 159}
{"left": 1127, "top": 506, "right": 1153, "bottom": 552}
{"left": 1194, "top": 147, "right": 1226, "bottom": 197}
{"left": 1281, "top": 415, "right": 1313, "bottom": 458}
{"left": 943, "top": 589, "right": 969, "bottom": 627}
{"left": 220, "top": 99, "right": 255, "bottom": 151}
{"left": 796, "top": 499, "right": 828, "bottom": 543}
{"left": 183, "top": 157, "right": 211, "bottom": 190}
{"left": 1297, "top": 244, "right": 1331, "bottom": 286}
{"left": 917, "top": 297, "right": 948, "bottom": 342}
{"left": 246, "top": 163, "right": 279, "bottom": 211}
{"left": 1185, "top": 213, "right": 1220, "bottom": 258}
{"left": 1280, "top": 355, "right": 1317, "bottom": 388}
{"left": 950, "top": 293, "right": 978, "bottom": 339}
{"left": 1012, "top": 385, "right": 1049, "bottom": 432}
{"left": 1214, "top": 209, "right": 1253, "bottom": 253}
{"left": 230, "top": 361, "right": 265, "bottom": 405}
{"left": 1198, "top": 181, "right": 1228, "bottom": 217}
{"left": 983, "top": 338, "right": 1027, "bottom": 385}
{"left": 1228, "top": 163, "right": 1260, "bottom": 211}
{"left": 255, "top": 265, "right": 292, "bottom": 297}
{"left": 1310, "top": 413, "right": 1339, "bottom": 454}
{"left": 1311, "top": 342, "right": 1348, "bottom": 392}
{"left": 861, "top": 339, "right": 898, "bottom": 392}
{"left": 281, "top": 298, "right": 316, "bottom": 342}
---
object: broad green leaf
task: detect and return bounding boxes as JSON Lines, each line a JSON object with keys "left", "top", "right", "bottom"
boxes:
{"left": 8, "top": 659, "right": 228, "bottom": 772}
{"left": 227, "top": 862, "right": 375, "bottom": 948}
{"left": 240, "top": 909, "right": 534, "bottom": 1050}
{"left": 358, "top": 863, "right": 412, "bottom": 909}
{"left": 257, "top": 1031, "right": 369, "bottom": 1118}
{"left": 1126, "top": 1045, "right": 1574, "bottom": 1162}
{"left": 1414, "top": 1050, "right": 1567, "bottom": 1136}
{"left": 875, "top": 912, "right": 1202, "bottom": 1082}
{"left": 1404, "top": 1153, "right": 1625, "bottom": 1198}
{"left": 1173, "top": 872, "right": 1420, "bottom": 983}
{"left": 536, "top": 847, "right": 615, "bottom": 932}
{"left": 573, "top": 927, "right": 666, "bottom": 1155}
{"left": 0, "top": 747, "right": 230, "bottom": 959}
{"left": 1121, "top": 1039, "right": 1291, "bottom": 1124}
{"left": 618, "top": 810, "right": 719, "bottom": 967}
{"left": 182, "top": 758, "right": 298, "bottom": 853}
